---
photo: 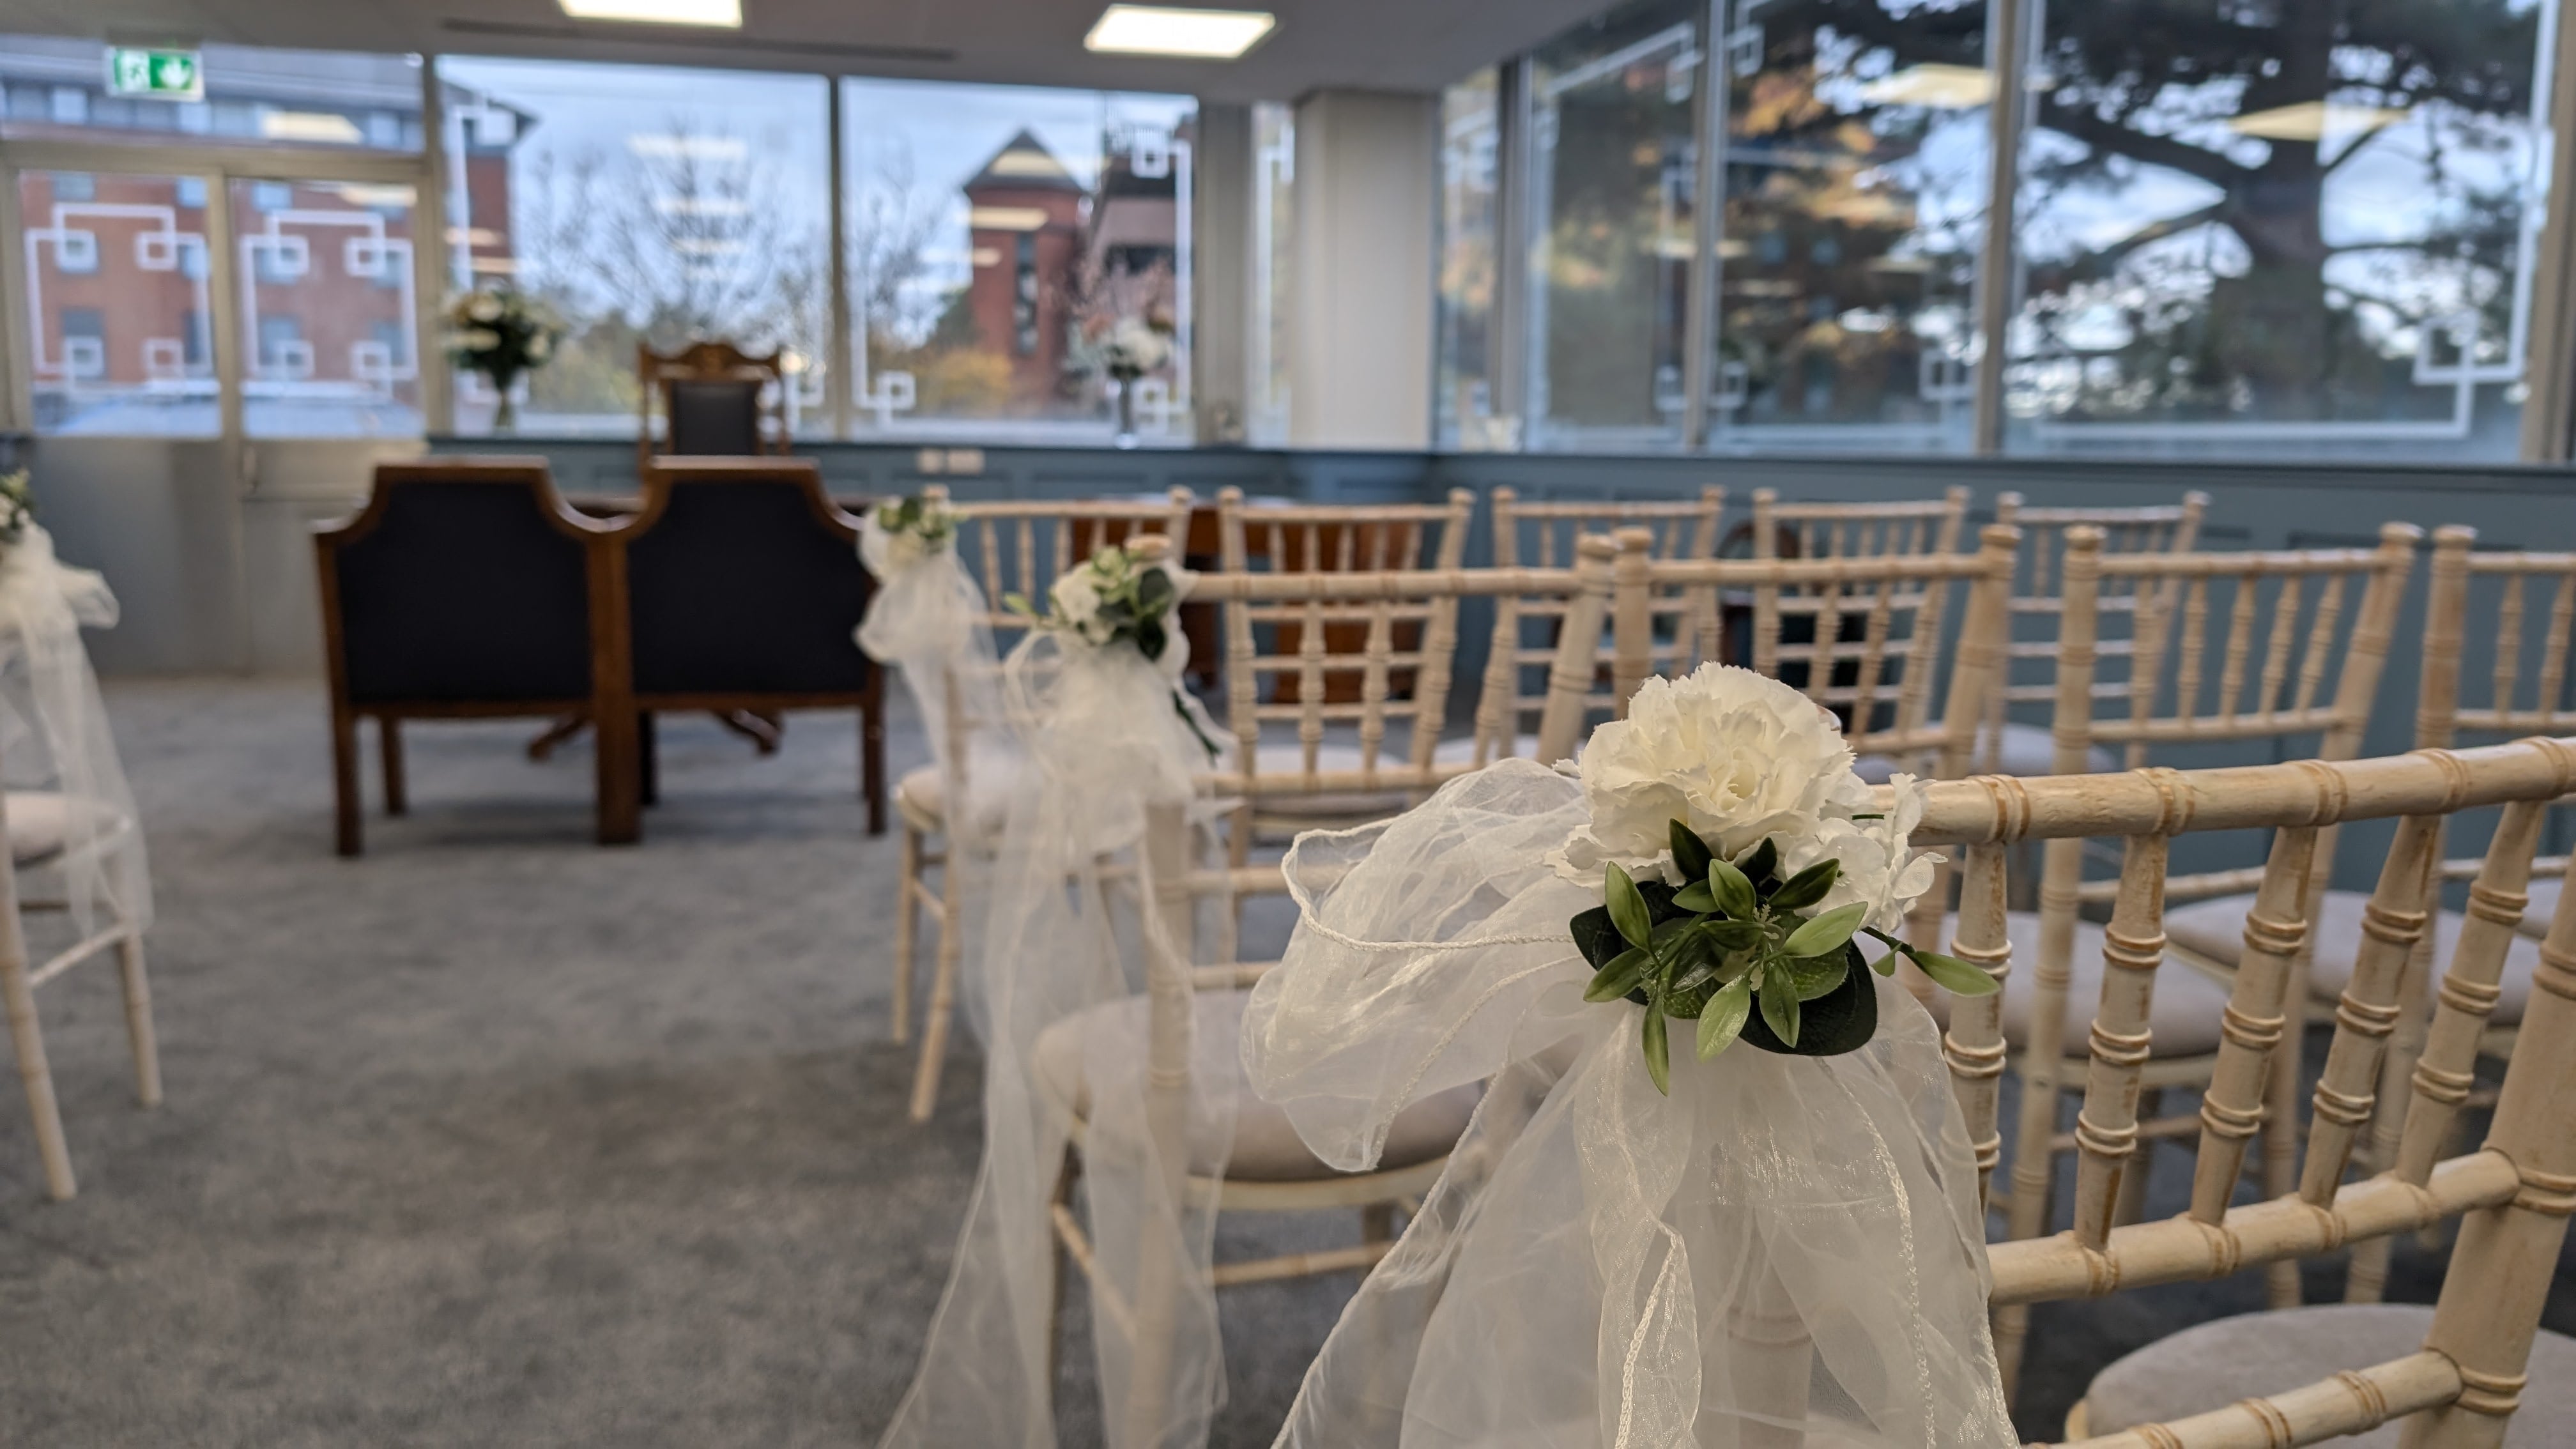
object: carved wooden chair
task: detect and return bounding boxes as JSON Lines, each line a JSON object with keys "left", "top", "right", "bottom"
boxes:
{"left": 1036, "top": 550, "right": 1609, "bottom": 1443}
{"left": 1991, "top": 524, "right": 2422, "bottom": 1381}
{"left": 1984, "top": 491, "right": 2209, "bottom": 776}
{"left": 1476, "top": 486, "right": 1725, "bottom": 759}
{"left": 1912, "top": 739, "right": 2576, "bottom": 1441}
{"left": 893, "top": 488, "right": 1197, "bottom": 1123}
{"left": 315, "top": 459, "right": 627, "bottom": 854}
{"left": 636, "top": 340, "right": 790, "bottom": 473}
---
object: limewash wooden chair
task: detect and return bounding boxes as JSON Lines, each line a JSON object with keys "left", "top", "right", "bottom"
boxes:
{"left": 1909, "top": 739, "right": 2576, "bottom": 1442}
{"left": 1475, "top": 485, "right": 1725, "bottom": 755}
{"left": 890, "top": 488, "right": 1195, "bottom": 1122}
{"left": 1034, "top": 544, "right": 1612, "bottom": 1444}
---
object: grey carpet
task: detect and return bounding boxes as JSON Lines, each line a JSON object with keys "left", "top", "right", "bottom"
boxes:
{"left": 0, "top": 678, "right": 2563, "bottom": 1446}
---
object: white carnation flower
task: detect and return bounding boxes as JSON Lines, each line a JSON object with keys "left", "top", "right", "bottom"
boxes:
{"left": 526, "top": 332, "right": 552, "bottom": 361}
{"left": 1548, "top": 663, "right": 1872, "bottom": 884}
{"left": 1775, "top": 773, "right": 1942, "bottom": 934}
{"left": 1052, "top": 571, "right": 1104, "bottom": 629}
{"left": 462, "top": 327, "right": 502, "bottom": 351}
{"left": 468, "top": 295, "right": 503, "bottom": 322}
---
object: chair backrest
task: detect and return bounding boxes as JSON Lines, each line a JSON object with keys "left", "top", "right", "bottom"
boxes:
{"left": 1216, "top": 489, "right": 1477, "bottom": 774}
{"left": 637, "top": 341, "right": 789, "bottom": 466}
{"left": 1988, "top": 491, "right": 2209, "bottom": 770}
{"left": 1200, "top": 536, "right": 1616, "bottom": 803}
{"left": 942, "top": 487, "right": 1196, "bottom": 650}
{"left": 615, "top": 458, "right": 870, "bottom": 699}
{"left": 317, "top": 458, "right": 603, "bottom": 707}
{"left": 1481, "top": 486, "right": 1726, "bottom": 748}
{"left": 1606, "top": 523, "right": 2021, "bottom": 776}
{"left": 1914, "top": 739, "right": 2576, "bottom": 1445}
{"left": 1747, "top": 484, "right": 1969, "bottom": 562}
{"left": 2046, "top": 525, "right": 2419, "bottom": 909}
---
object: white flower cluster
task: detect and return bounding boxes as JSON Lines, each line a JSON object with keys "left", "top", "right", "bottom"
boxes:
{"left": 1101, "top": 316, "right": 1173, "bottom": 380}
{"left": 1550, "top": 664, "right": 1939, "bottom": 933}
{"left": 1049, "top": 564, "right": 1116, "bottom": 647}
{"left": 445, "top": 288, "right": 561, "bottom": 370}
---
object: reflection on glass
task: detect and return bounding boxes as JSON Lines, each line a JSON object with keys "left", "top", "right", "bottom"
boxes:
{"left": 1249, "top": 101, "right": 1295, "bottom": 445}
{"left": 1715, "top": 0, "right": 1987, "bottom": 449}
{"left": 2008, "top": 0, "right": 2548, "bottom": 457}
{"left": 0, "top": 37, "right": 424, "bottom": 151}
{"left": 230, "top": 179, "right": 420, "bottom": 438}
{"left": 17, "top": 172, "right": 218, "bottom": 436}
{"left": 1526, "top": 0, "right": 1701, "bottom": 450}
{"left": 436, "top": 57, "right": 831, "bottom": 437}
{"left": 840, "top": 78, "right": 1197, "bottom": 441}
{"left": 1437, "top": 71, "right": 1505, "bottom": 449}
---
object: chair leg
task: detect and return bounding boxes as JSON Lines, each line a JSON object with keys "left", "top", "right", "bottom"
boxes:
{"left": 891, "top": 826, "right": 923, "bottom": 1046}
{"left": 1, "top": 949, "right": 75, "bottom": 1200}
{"left": 909, "top": 866, "right": 963, "bottom": 1123}
{"left": 330, "top": 704, "right": 363, "bottom": 857}
{"left": 1046, "top": 1149, "right": 1080, "bottom": 1416}
{"left": 861, "top": 697, "right": 888, "bottom": 837}
{"left": 114, "top": 934, "right": 161, "bottom": 1108}
{"left": 379, "top": 716, "right": 408, "bottom": 816}
{"left": 2262, "top": 1020, "right": 2306, "bottom": 1308}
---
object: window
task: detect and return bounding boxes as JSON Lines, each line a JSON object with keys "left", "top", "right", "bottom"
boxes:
{"left": 0, "top": 38, "right": 423, "bottom": 152}
{"left": 841, "top": 76, "right": 1197, "bottom": 441}
{"left": 436, "top": 56, "right": 832, "bottom": 438}
{"left": 2005, "top": 0, "right": 2547, "bottom": 458}
{"left": 1436, "top": 70, "right": 1505, "bottom": 450}
{"left": 1524, "top": 0, "right": 1701, "bottom": 450}
{"left": 17, "top": 172, "right": 218, "bottom": 436}
{"left": 1711, "top": 0, "right": 1988, "bottom": 450}
{"left": 230, "top": 178, "right": 420, "bottom": 438}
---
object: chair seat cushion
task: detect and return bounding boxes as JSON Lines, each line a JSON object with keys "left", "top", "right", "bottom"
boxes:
{"left": 1925, "top": 911, "right": 2234, "bottom": 1058}
{"left": 1032, "top": 988, "right": 1477, "bottom": 1183}
{"left": 1855, "top": 723, "right": 2119, "bottom": 784}
{"left": 2083, "top": 1303, "right": 2576, "bottom": 1446}
{"left": 894, "top": 760, "right": 1023, "bottom": 839}
{"left": 6, "top": 790, "right": 116, "bottom": 866}
{"left": 2166, "top": 891, "right": 2546, "bottom": 1026}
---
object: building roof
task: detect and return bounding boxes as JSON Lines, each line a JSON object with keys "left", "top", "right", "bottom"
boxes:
{"left": 965, "top": 128, "right": 1085, "bottom": 194}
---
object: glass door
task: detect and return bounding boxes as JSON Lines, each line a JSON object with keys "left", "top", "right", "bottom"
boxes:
{"left": 225, "top": 176, "right": 422, "bottom": 439}
{"left": 13, "top": 167, "right": 222, "bottom": 437}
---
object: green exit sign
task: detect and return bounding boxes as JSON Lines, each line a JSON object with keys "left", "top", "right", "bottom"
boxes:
{"left": 106, "top": 47, "right": 204, "bottom": 102}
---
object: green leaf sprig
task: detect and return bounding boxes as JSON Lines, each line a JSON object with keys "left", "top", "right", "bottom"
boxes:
{"left": 1570, "top": 817, "right": 1999, "bottom": 1092}
{"left": 873, "top": 493, "right": 955, "bottom": 551}
{"left": 0, "top": 470, "right": 31, "bottom": 546}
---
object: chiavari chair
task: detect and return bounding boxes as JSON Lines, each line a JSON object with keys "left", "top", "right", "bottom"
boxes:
{"left": 1984, "top": 491, "right": 2209, "bottom": 777}
{"left": 891, "top": 487, "right": 1195, "bottom": 1122}
{"left": 1910, "top": 740, "right": 2576, "bottom": 1441}
{"left": 1989, "top": 524, "right": 2420, "bottom": 1379}
{"left": 1475, "top": 486, "right": 1724, "bottom": 760}
{"left": 1036, "top": 544, "right": 1613, "bottom": 1443}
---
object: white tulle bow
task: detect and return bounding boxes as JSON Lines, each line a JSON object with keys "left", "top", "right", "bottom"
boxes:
{"left": 1243, "top": 759, "right": 2014, "bottom": 1449}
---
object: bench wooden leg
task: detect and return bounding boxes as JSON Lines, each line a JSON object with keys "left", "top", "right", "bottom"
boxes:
{"left": 331, "top": 704, "right": 363, "bottom": 857}
{"left": 861, "top": 695, "right": 887, "bottom": 836}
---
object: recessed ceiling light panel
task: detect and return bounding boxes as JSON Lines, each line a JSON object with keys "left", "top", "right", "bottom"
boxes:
{"left": 1084, "top": 5, "right": 1275, "bottom": 59}
{"left": 560, "top": 0, "right": 743, "bottom": 27}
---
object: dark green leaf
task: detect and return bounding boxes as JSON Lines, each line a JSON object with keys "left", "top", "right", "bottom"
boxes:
{"left": 1708, "top": 857, "right": 1759, "bottom": 919}
{"left": 1699, "top": 918, "right": 1762, "bottom": 952}
{"left": 1758, "top": 965, "right": 1801, "bottom": 1048}
{"left": 1670, "top": 882, "right": 1717, "bottom": 914}
{"left": 1768, "top": 859, "right": 1842, "bottom": 911}
{"left": 1605, "top": 863, "right": 1653, "bottom": 950}
{"left": 1584, "top": 947, "right": 1653, "bottom": 1003}
{"left": 1697, "top": 976, "right": 1753, "bottom": 1060}
{"left": 1135, "top": 567, "right": 1176, "bottom": 615}
{"left": 1784, "top": 952, "right": 1850, "bottom": 1002}
{"left": 1780, "top": 902, "right": 1867, "bottom": 960}
{"left": 1642, "top": 1008, "right": 1671, "bottom": 1094}
{"left": 1741, "top": 946, "right": 1877, "bottom": 1057}
{"left": 1135, "top": 617, "right": 1169, "bottom": 662}
{"left": 1739, "top": 837, "right": 1779, "bottom": 886}
{"left": 1910, "top": 949, "right": 2002, "bottom": 997}
{"left": 1667, "top": 820, "right": 1713, "bottom": 882}
{"left": 1568, "top": 907, "right": 1623, "bottom": 969}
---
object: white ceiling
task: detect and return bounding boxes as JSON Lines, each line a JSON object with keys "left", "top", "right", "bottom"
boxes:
{"left": 0, "top": 0, "right": 1612, "bottom": 102}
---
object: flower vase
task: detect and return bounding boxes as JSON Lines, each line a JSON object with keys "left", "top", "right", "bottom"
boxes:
{"left": 490, "top": 372, "right": 522, "bottom": 435}
{"left": 1112, "top": 376, "right": 1139, "bottom": 450}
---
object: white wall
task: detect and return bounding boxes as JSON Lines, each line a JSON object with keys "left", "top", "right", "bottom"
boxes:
{"left": 1288, "top": 88, "right": 1437, "bottom": 450}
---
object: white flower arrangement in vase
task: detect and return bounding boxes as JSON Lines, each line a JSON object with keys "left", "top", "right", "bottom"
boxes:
{"left": 1551, "top": 666, "right": 1997, "bottom": 1090}
{"left": 445, "top": 286, "right": 564, "bottom": 433}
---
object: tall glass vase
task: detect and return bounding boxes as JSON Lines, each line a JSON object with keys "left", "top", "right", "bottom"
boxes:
{"left": 489, "top": 369, "right": 523, "bottom": 435}
{"left": 1111, "top": 376, "right": 1139, "bottom": 450}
